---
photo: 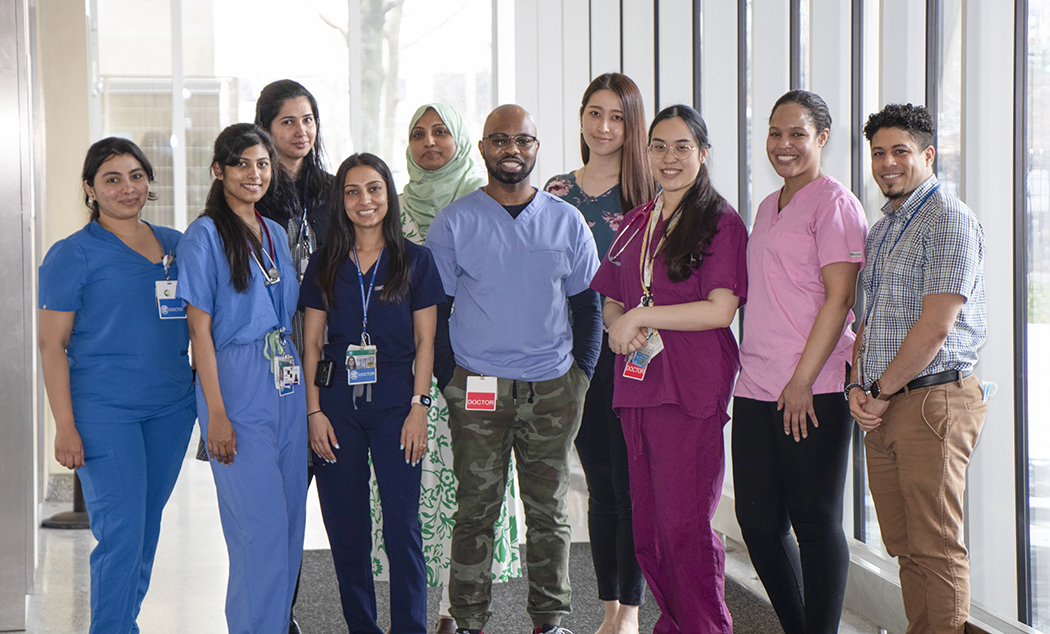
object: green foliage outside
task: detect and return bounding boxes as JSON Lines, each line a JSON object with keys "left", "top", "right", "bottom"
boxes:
{"left": 1030, "top": 278, "right": 1050, "bottom": 323}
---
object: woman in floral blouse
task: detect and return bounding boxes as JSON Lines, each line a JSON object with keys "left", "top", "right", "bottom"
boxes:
{"left": 544, "top": 73, "right": 656, "bottom": 634}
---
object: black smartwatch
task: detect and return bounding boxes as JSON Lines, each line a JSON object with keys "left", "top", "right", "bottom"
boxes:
{"left": 411, "top": 394, "right": 432, "bottom": 409}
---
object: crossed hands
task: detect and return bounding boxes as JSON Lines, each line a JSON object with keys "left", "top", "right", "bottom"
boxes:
{"left": 848, "top": 387, "right": 889, "bottom": 432}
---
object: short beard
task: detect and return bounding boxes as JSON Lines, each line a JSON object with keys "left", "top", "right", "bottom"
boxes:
{"left": 486, "top": 159, "right": 533, "bottom": 185}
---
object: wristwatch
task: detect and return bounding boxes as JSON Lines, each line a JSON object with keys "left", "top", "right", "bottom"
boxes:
{"left": 844, "top": 381, "right": 863, "bottom": 402}
{"left": 411, "top": 394, "right": 432, "bottom": 409}
{"left": 869, "top": 379, "right": 893, "bottom": 402}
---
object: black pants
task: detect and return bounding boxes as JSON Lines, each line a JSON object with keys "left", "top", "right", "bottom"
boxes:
{"left": 575, "top": 334, "right": 646, "bottom": 606}
{"left": 732, "top": 393, "right": 853, "bottom": 634}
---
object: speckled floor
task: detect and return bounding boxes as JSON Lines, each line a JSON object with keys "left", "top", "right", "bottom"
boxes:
{"left": 24, "top": 428, "right": 877, "bottom": 633}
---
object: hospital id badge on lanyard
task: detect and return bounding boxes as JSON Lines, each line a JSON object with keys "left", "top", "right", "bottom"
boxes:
{"left": 348, "top": 242, "right": 383, "bottom": 386}
{"left": 155, "top": 252, "right": 186, "bottom": 319}
{"left": 465, "top": 375, "right": 497, "bottom": 411}
{"left": 273, "top": 354, "right": 301, "bottom": 396}
{"left": 623, "top": 202, "right": 667, "bottom": 381}
{"left": 623, "top": 327, "right": 664, "bottom": 381}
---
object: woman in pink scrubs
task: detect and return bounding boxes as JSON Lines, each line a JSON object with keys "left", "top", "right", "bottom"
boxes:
{"left": 732, "top": 90, "right": 868, "bottom": 634}
{"left": 590, "top": 104, "right": 747, "bottom": 634}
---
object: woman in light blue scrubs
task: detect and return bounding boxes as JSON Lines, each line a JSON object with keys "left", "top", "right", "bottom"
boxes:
{"left": 177, "top": 123, "right": 307, "bottom": 634}
{"left": 38, "top": 137, "right": 196, "bottom": 634}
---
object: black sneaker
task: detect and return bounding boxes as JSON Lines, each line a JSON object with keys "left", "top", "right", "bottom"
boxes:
{"left": 455, "top": 629, "right": 483, "bottom": 634}
{"left": 534, "top": 626, "right": 573, "bottom": 634}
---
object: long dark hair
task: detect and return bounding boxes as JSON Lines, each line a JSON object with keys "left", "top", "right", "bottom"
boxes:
{"left": 650, "top": 105, "right": 727, "bottom": 283}
{"left": 315, "top": 153, "right": 409, "bottom": 309}
{"left": 202, "top": 123, "right": 279, "bottom": 293}
{"left": 81, "top": 137, "right": 158, "bottom": 222}
{"left": 579, "top": 73, "right": 656, "bottom": 212}
{"left": 254, "top": 80, "right": 332, "bottom": 225}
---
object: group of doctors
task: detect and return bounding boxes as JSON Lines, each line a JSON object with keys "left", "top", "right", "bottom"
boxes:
{"left": 40, "top": 70, "right": 877, "bottom": 634}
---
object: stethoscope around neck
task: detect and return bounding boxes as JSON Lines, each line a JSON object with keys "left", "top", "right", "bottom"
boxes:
{"left": 606, "top": 200, "right": 657, "bottom": 266}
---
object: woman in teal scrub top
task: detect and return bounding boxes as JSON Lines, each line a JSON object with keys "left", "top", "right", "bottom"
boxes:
{"left": 38, "top": 137, "right": 196, "bottom": 634}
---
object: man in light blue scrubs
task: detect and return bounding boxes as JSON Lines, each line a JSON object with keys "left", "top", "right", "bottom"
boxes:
{"left": 426, "top": 104, "right": 602, "bottom": 634}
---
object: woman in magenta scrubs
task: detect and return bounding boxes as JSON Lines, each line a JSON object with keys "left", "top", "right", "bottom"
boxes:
{"left": 590, "top": 104, "right": 747, "bottom": 634}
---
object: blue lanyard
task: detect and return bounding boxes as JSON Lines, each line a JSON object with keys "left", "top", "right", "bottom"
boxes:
{"left": 352, "top": 243, "right": 384, "bottom": 340}
{"left": 864, "top": 184, "right": 940, "bottom": 323}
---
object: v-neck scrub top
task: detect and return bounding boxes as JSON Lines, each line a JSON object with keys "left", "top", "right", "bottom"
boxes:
{"left": 589, "top": 199, "right": 749, "bottom": 422}
{"left": 425, "top": 188, "right": 600, "bottom": 381}
{"left": 734, "top": 176, "right": 868, "bottom": 402}
{"left": 38, "top": 221, "right": 195, "bottom": 424}
{"left": 176, "top": 216, "right": 299, "bottom": 350}
{"left": 298, "top": 240, "right": 446, "bottom": 407}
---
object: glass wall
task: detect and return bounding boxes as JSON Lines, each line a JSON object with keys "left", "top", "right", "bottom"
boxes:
{"left": 936, "top": 0, "right": 963, "bottom": 199}
{"left": 95, "top": 0, "right": 491, "bottom": 227}
{"left": 1028, "top": 1, "right": 1050, "bottom": 627}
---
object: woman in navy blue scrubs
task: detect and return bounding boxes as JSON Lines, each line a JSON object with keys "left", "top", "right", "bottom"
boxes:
{"left": 38, "top": 137, "right": 196, "bottom": 634}
{"left": 177, "top": 124, "right": 307, "bottom": 634}
{"left": 300, "top": 153, "right": 445, "bottom": 634}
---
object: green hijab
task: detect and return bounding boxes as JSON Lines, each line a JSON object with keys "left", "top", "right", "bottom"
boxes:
{"left": 402, "top": 103, "right": 485, "bottom": 237}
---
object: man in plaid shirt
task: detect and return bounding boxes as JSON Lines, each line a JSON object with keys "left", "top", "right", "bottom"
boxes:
{"left": 847, "top": 103, "right": 987, "bottom": 634}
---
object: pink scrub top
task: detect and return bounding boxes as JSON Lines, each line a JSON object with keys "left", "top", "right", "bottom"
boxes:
{"left": 734, "top": 176, "right": 868, "bottom": 402}
{"left": 590, "top": 197, "right": 748, "bottom": 422}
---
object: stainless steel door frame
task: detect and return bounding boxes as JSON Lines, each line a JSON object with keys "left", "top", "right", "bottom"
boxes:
{"left": 0, "top": 0, "right": 38, "bottom": 630}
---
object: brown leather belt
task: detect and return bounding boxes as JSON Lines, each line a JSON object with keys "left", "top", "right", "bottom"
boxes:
{"left": 895, "top": 369, "right": 973, "bottom": 396}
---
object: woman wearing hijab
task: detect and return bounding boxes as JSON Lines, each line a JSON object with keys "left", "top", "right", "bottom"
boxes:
{"left": 400, "top": 103, "right": 485, "bottom": 239}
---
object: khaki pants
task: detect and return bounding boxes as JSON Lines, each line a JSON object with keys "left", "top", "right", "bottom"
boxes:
{"left": 865, "top": 374, "right": 987, "bottom": 634}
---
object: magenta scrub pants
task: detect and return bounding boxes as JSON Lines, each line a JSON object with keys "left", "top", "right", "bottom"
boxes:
{"left": 619, "top": 404, "right": 733, "bottom": 634}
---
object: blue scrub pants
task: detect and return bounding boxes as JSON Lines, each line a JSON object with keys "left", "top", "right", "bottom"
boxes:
{"left": 76, "top": 404, "right": 195, "bottom": 634}
{"left": 315, "top": 384, "right": 426, "bottom": 634}
{"left": 197, "top": 341, "right": 308, "bottom": 634}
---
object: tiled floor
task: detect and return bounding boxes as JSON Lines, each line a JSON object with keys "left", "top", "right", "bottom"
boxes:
{"left": 24, "top": 428, "right": 876, "bottom": 633}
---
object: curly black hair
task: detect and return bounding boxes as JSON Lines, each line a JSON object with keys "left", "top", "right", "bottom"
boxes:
{"left": 863, "top": 103, "right": 936, "bottom": 150}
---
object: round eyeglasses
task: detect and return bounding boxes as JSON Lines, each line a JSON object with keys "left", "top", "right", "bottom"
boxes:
{"left": 648, "top": 142, "right": 697, "bottom": 160}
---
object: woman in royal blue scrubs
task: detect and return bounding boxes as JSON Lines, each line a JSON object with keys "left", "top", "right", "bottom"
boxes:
{"left": 300, "top": 153, "right": 445, "bottom": 634}
{"left": 38, "top": 137, "right": 196, "bottom": 634}
{"left": 177, "top": 123, "right": 307, "bottom": 634}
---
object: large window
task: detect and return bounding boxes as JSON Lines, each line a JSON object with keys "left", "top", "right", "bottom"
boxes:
{"left": 95, "top": 0, "right": 491, "bottom": 228}
{"left": 1028, "top": 1, "right": 1050, "bottom": 628}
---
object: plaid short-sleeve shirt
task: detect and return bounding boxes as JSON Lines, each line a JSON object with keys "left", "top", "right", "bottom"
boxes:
{"left": 859, "top": 175, "right": 986, "bottom": 387}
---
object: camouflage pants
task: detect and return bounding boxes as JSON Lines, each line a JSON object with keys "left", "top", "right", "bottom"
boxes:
{"left": 445, "top": 364, "right": 588, "bottom": 630}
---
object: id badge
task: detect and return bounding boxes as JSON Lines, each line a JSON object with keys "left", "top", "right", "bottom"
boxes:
{"left": 346, "top": 344, "right": 378, "bottom": 385}
{"left": 623, "top": 328, "right": 664, "bottom": 381}
{"left": 273, "top": 354, "right": 298, "bottom": 396}
{"left": 155, "top": 280, "right": 186, "bottom": 320}
{"left": 465, "top": 375, "right": 497, "bottom": 411}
